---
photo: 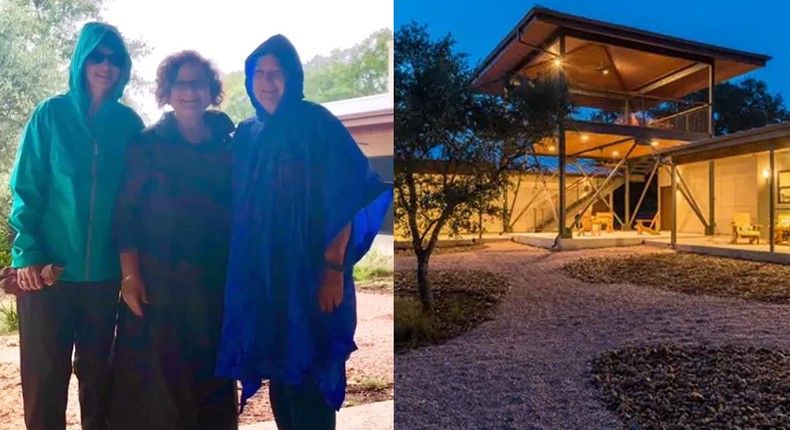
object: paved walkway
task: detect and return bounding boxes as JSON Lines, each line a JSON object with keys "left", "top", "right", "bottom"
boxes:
{"left": 240, "top": 400, "right": 393, "bottom": 430}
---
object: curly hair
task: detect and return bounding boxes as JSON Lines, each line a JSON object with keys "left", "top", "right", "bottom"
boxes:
{"left": 155, "top": 50, "right": 224, "bottom": 107}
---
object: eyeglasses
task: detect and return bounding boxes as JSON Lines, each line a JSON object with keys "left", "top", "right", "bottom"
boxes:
{"left": 86, "top": 50, "right": 124, "bottom": 68}
{"left": 173, "top": 80, "right": 209, "bottom": 91}
{"left": 254, "top": 68, "right": 285, "bottom": 81}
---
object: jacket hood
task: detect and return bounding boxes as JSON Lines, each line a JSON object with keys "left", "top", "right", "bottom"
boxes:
{"left": 68, "top": 22, "right": 132, "bottom": 117}
{"left": 244, "top": 34, "right": 304, "bottom": 121}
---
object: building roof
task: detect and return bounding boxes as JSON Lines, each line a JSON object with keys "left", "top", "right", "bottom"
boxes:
{"left": 322, "top": 92, "right": 393, "bottom": 120}
{"left": 473, "top": 7, "right": 770, "bottom": 110}
{"left": 658, "top": 121, "right": 790, "bottom": 164}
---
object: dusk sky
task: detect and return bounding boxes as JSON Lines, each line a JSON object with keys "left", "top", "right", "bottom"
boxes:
{"left": 395, "top": 0, "right": 789, "bottom": 98}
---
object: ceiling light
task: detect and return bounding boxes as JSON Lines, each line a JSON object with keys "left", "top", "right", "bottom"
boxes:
{"left": 553, "top": 59, "right": 562, "bottom": 66}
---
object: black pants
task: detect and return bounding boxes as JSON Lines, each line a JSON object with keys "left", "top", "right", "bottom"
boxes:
{"left": 269, "top": 380, "right": 336, "bottom": 430}
{"left": 17, "top": 279, "right": 120, "bottom": 430}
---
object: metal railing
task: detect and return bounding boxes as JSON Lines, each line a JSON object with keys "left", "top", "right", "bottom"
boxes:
{"left": 571, "top": 88, "right": 711, "bottom": 135}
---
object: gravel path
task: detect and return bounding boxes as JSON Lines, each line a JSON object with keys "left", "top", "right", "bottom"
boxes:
{"left": 394, "top": 242, "right": 790, "bottom": 430}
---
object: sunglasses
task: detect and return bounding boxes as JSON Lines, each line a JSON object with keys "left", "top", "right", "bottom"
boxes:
{"left": 86, "top": 50, "right": 125, "bottom": 68}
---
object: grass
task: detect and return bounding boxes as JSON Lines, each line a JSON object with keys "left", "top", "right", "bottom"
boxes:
{"left": 562, "top": 252, "right": 790, "bottom": 304}
{"left": 394, "top": 269, "right": 509, "bottom": 353}
{"left": 354, "top": 248, "right": 393, "bottom": 292}
{"left": 358, "top": 376, "right": 390, "bottom": 391}
{"left": 0, "top": 296, "right": 17, "bottom": 334}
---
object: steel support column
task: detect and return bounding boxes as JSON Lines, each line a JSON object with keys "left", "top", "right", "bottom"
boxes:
{"left": 671, "top": 160, "right": 677, "bottom": 246}
{"left": 624, "top": 166, "right": 631, "bottom": 231}
{"left": 771, "top": 148, "right": 776, "bottom": 254}
{"left": 558, "top": 34, "right": 570, "bottom": 238}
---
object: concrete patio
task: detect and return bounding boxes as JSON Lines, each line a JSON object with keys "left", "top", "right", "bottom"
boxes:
{"left": 240, "top": 400, "right": 393, "bottom": 430}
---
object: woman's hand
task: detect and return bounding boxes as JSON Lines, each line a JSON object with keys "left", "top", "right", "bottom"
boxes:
{"left": 318, "top": 269, "right": 343, "bottom": 313}
{"left": 121, "top": 273, "right": 148, "bottom": 317}
{"left": 17, "top": 265, "right": 45, "bottom": 291}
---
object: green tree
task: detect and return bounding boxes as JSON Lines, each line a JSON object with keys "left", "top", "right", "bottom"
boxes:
{"left": 220, "top": 28, "right": 393, "bottom": 124}
{"left": 219, "top": 71, "right": 253, "bottom": 124}
{"left": 0, "top": 0, "right": 150, "bottom": 231}
{"left": 677, "top": 78, "right": 790, "bottom": 135}
{"left": 395, "top": 22, "right": 571, "bottom": 312}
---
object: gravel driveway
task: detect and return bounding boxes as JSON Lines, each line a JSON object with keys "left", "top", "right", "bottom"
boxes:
{"left": 394, "top": 242, "right": 790, "bottom": 429}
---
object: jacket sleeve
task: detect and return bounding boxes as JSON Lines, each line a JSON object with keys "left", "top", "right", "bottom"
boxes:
{"left": 8, "top": 103, "right": 51, "bottom": 268}
{"left": 314, "top": 107, "right": 393, "bottom": 266}
{"left": 113, "top": 139, "right": 145, "bottom": 253}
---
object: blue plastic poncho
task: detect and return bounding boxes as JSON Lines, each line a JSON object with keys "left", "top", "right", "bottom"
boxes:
{"left": 215, "top": 34, "right": 393, "bottom": 412}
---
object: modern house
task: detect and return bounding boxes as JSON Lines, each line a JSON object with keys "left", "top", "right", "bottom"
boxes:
{"left": 412, "top": 6, "right": 788, "bottom": 260}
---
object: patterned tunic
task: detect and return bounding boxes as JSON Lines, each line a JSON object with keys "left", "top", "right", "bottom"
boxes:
{"left": 109, "top": 110, "right": 238, "bottom": 430}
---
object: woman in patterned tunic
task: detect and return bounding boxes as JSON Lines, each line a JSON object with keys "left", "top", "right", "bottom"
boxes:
{"left": 108, "top": 51, "right": 237, "bottom": 430}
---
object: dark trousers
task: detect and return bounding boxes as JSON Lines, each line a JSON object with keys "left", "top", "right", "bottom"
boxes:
{"left": 269, "top": 380, "right": 336, "bottom": 430}
{"left": 17, "top": 279, "right": 120, "bottom": 430}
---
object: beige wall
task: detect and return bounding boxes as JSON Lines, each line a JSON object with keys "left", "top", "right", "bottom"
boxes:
{"left": 659, "top": 154, "right": 761, "bottom": 236}
{"left": 395, "top": 172, "right": 611, "bottom": 239}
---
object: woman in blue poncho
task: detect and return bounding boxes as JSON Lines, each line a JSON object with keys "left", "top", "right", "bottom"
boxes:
{"left": 215, "top": 35, "right": 393, "bottom": 430}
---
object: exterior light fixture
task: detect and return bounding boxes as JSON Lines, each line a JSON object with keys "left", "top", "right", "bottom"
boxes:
{"left": 553, "top": 58, "right": 562, "bottom": 66}
{"left": 581, "top": 134, "right": 590, "bottom": 141}
{"left": 548, "top": 145, "right": 556, "bottom": 151}
{"left": 650, "top": 139, "right": 659, "bottom": 147}
{"left": 612, "top": 151, "right": 620, "bottom": 157}
{"left": 763, "top": 168, "right": 771, "bottom": 179}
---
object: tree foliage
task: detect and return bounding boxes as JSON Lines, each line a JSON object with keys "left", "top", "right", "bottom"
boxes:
{"left": 395, "top": 22, "right": 571, "bottom": 312}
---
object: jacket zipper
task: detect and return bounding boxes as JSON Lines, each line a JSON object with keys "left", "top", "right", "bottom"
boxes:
{"left": 85, "top": 139, "right": 98, "bottom": 280}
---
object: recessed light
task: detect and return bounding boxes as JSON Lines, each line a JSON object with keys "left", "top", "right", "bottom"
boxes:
{"left": 650, "top": 139, "right": 659, "bottom": 147}
{"left": 581, "top": 134, "right": 590, "bottom": 141}
{"left": 612, "top": 151, "right": 620, "bottom": 156}
{"left": 548, "top": 145, "right": 556, "bottom": 151}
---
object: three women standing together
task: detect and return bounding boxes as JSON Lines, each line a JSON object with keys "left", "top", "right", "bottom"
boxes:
{"left": 8, "top": 22, "right": 392, "bottom": 430}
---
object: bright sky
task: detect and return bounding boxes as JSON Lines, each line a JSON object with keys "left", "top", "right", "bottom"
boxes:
{"left": 101, "top": 0, "right": 393, "bottom": 122}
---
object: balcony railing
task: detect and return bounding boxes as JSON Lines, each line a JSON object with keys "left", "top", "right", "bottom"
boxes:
{"left": 570, "top": 88, "right": 711, "bottom": 135}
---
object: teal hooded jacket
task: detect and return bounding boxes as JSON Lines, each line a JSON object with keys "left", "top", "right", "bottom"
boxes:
{"left": 9, "top": 22, "right": 144, "bottom": 282}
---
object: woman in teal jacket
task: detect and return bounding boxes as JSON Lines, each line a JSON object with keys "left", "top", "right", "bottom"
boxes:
{"left": 8, "top": 22, "right": 143, "bottom": 430}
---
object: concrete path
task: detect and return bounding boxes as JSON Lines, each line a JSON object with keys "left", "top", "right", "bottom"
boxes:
{"left": 239, "top": 400, "right": 393, "bottom": 430}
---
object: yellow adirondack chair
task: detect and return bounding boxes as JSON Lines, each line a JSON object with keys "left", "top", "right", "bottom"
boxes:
{"left": 731, "top": 213, "right": 761, "bottom": 244}
{"left": 576, "top": 210, "right": 601, "bottom": 237}
{"left": 594, "top": 211, "right": 614, "bottom": 233}
{"left": 774, "top": 213, "right": 790, "bottom": 244}
{"left": 635, "top": 214, "right": 660, "bottom": 235}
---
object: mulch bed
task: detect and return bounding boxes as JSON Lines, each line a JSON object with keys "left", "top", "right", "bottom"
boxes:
{"left": 562, "top": 252, "right": 790, "bottom": 304}
{"left": 394, "top": 269, "right": 508, "bottom": 353}
{"left": 591, "top": 344, "right": 790, "bottom": 429}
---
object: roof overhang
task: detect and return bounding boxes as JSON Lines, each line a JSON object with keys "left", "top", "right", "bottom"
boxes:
{"left": 473, "top": 7, "right": 770, "bottom": 107}
{"left": 658, "top": 122, "right": 790, "bottom": 165}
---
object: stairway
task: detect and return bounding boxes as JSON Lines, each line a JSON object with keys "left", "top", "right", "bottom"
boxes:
{"left": 535, "top": 176, "right": 626, "bottom": 232}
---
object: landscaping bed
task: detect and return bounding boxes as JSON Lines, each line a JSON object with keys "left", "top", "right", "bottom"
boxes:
{"left": 394, "top": 269, "right": 508, "bottom": 353}
{"left": 563, "top": 252, "right": 790, "bottom": 304}
{"left": 591, "top": 344, "right": 790, "bottom": 429}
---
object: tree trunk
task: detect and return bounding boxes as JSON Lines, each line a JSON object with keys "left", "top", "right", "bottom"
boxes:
{"left": 416, "top": 252, "right": 434, "bottom": 313}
